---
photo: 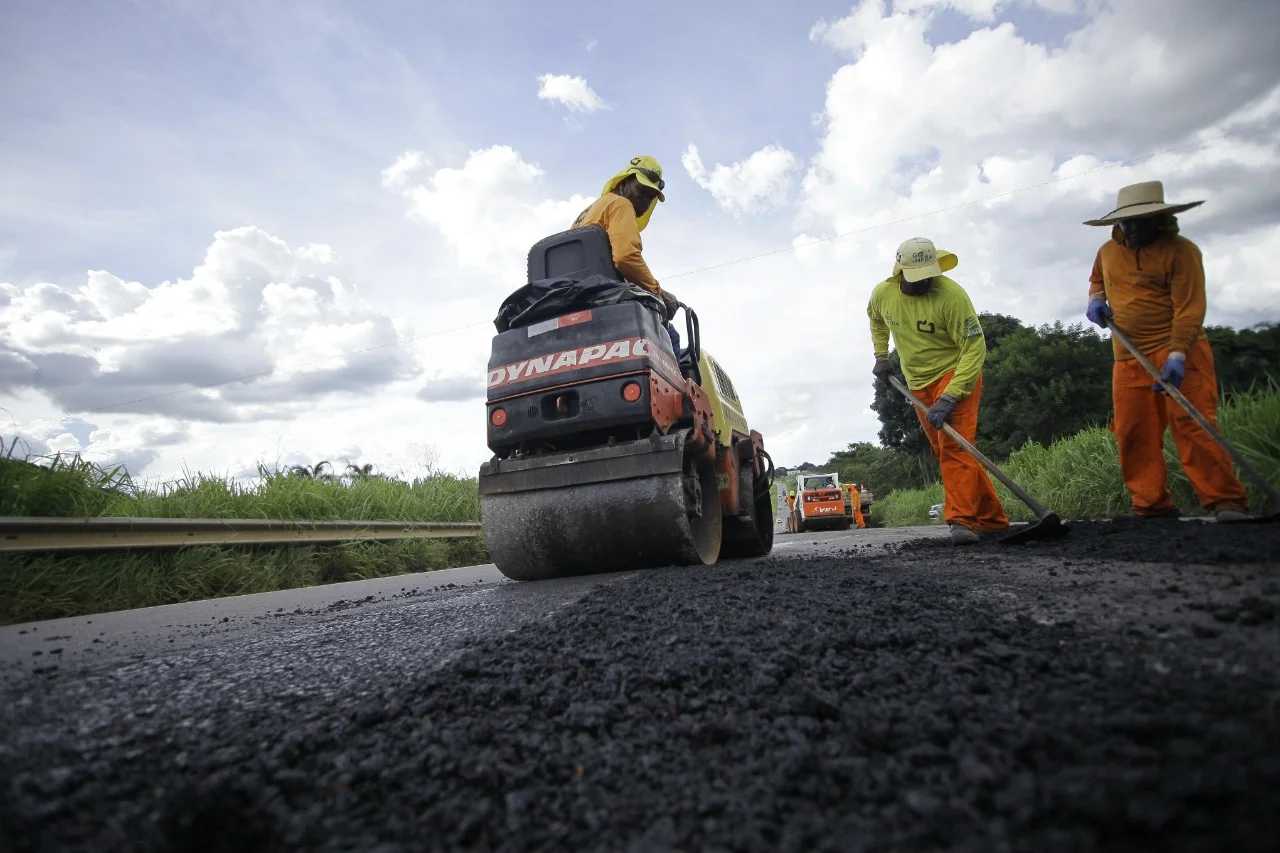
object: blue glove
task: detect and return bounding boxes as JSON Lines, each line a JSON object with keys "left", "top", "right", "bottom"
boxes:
{"left": 926, "top": 393, "right": 958, "bottom": 429}
{"left": 1153, "top": 353, "right": 1185, "bottom": 392}
{"left": 1086, "top": 298, "right": 1112, "bottom": 328}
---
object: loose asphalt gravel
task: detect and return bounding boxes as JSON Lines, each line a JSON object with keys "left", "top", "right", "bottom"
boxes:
{"left": 2, "top": 519, "right": 1278, "bottom": 852}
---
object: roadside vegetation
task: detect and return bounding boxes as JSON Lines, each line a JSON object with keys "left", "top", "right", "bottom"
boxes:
{"left": 780, "top": 317, "right": 1279, "bottom": 528}
{"left": 869, "top": 382, "right": 1279, "bottom": 527}
{"left": 0, "top": 450, "right": 485, "bottom": 625}
{"left": 4, "top": 319, "right": 1274, "bottom": 621}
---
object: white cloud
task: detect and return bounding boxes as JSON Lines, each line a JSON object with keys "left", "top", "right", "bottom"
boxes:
{"left": 535, "top": 73, "right": 608, "bottom": 113}
{"left": 892, "top": 0, "right": 1081, "bottom": 22}
{"left": 6, "top": 416, "right": 190, "bottom": 479}
{"left": 417, "top": 374, "right": 484, "bottom": 403}
{"left": 795, "top": 0, "right": 1280, "bottom": 339}
{"left": 5, "top": 0, "right": 1280, "bottom": 482}
{"left": 380, "top": 150, "right": 430, "bottom": 191}
{"left": 0, "top": 226, "right": 415, "bottom": 426}
{"left": 682, "top": 144, "right": 799, "bottom": 216}
{"left": 384, "top": 145, "right": 593, "bottom": 281}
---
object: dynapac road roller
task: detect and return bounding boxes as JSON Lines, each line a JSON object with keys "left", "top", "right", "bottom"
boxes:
{"left": 478, "top": 225, "right": 775, "bottom": 581}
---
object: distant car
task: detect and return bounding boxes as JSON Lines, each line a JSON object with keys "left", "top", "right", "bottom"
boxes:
{"left": 928, "top": 503, "right": 943, "bottom": 520}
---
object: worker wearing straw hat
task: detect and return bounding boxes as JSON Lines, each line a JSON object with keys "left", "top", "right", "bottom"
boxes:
{"left": 1083, "top": 181, "right": 1250, "bottom": 521}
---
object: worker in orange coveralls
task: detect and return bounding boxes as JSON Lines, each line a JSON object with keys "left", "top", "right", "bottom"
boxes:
{"left": 571, "top": 156, "right": 681, "bottom": 330}
{"left": 868, "top": 237, "right": 1009, "bottom": 545}
{"left": 1084, "top": 181, "right": 1251, "bottom": 521}
{"left": 784, "top": 490, "right": 797, "bottom": 533}
{"left": 844, "top": 484, "right": 867, "bottom": 528}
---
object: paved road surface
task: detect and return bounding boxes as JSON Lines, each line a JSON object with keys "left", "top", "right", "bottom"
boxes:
{"left": 2, "top": 520, "right": 1277, "bottom": 852}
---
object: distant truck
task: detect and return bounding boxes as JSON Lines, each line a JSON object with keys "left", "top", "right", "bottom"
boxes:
{"left": 787, "top": 472, "right": 872, "bottom": 533}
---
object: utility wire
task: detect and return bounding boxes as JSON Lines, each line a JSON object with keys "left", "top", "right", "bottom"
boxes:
{"left": 664, "top": 135, "right": 1221, "bottom": 280}
{"left": 8, "top": 135, "right": 1221, "bottom": 434}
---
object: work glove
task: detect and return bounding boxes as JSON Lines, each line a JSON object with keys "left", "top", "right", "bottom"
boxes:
{"left": 1152, "top": 353, "right": 1186, "bottom": 392}
{"left": 872, "top": 357, "right": 895, "bottom": 384}
{"left": 1085, "top": 297, "right": 1112, "bottom": 329}
{"left": 660, "top": 290, "right": 680, "bottom": 322}
{"left": 926, "top": 393, "right": 959, "bottom": 430}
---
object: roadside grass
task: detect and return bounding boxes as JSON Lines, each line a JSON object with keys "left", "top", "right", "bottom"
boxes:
{"left": 2, "top": 538, "right": 488, "bottom": 625}
{"left": 0, "top": 450, "right": 486, "bottom": 625}
{"left": 870, "top": 483, "right": 944, "bottom": 528}
{"left": 871, "top": 382, "right": 1279, "bottom": 527}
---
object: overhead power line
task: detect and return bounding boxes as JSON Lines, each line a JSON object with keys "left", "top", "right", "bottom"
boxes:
{"left": 8, "top": 135, "right": 1222, "bottom": 433}
{"left": 664, "top": 136, "right": 1221, "bottom": 280}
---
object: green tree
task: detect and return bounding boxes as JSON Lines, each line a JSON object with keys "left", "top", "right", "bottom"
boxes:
{"left": 978, "top": 312, "right": 1025, "bottom": 351}
{"left": 976, "top": 321, "right": 1113, "bottom": 458}
{"left": 289, "top": 460, "right": 334, "bottom": 480}
{"left": 1206, "top": 322, "right": 1280, "bottom": 395}
{"left": 869, "top": 350, "right": 929, "bottom": 454}
{"left": 824, "top": 441, "right": 938, "bottom": 495}
{"left": 869, "top": 312, "right": 1026, "bottom": 456}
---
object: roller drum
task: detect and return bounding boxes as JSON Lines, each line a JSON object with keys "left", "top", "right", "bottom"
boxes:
{"left": 479, "top": 430, "right": 722, "bottom": 581}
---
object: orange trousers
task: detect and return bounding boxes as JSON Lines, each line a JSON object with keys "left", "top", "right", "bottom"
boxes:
{"left": 1111, "top": 338, "right": 1248, "bottom": 516}
{"left": 845, "top": 489, "right": 867, "bottom": 528}
{"left": 912, "top": 372, "right": 1009, "bottom": 532}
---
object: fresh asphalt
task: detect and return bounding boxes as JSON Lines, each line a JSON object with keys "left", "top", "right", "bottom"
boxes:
{"left": 1, "top": 519, "right": 1277, "bottom": 852}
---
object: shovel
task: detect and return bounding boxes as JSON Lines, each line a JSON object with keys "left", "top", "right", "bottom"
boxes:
{"left": 1105, "top": 320, "right": 1280, "bottom": 521}
{"left": 887, "top": 375, "right": 1068, "bottom": 544}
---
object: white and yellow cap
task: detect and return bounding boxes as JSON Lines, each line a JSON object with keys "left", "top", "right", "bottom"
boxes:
{"left": 893, "top": 237, "right": 958, "bottom": 283}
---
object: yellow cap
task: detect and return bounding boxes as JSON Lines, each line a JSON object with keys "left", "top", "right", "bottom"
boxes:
{"left": 602, "top": 155, "right": 666, "bottom": 231}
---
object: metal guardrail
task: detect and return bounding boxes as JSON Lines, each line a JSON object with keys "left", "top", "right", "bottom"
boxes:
{"left": 0, "top": 516, "right": 482, "bottom": 554}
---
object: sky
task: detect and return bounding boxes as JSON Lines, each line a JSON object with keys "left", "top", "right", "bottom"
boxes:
{"left": 2, "top": 0, "right": 1279, "bottom": 482}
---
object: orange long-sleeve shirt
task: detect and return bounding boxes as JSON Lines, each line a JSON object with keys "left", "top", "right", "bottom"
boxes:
{"left": 1088, "top": 227, "right": 1208, "bottom": 361}
{"left": 572, "top": 194, "right": 661, "bottom": 295}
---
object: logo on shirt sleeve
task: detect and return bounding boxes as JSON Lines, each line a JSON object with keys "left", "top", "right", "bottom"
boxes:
{"left": 915, "top": 319, "right": 936, "bottom": 334}
{"left": 963, "top": 315, "right": 983, "bottom": 338}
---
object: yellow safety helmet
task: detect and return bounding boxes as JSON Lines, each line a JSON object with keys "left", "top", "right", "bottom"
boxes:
{"left": 788, "top": 490, "right": 796, "bottom": 497}
{"left": 602, "top": 155, "right": 665, "bottom": 231}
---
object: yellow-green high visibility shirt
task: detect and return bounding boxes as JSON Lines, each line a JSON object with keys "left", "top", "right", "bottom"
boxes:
{"left": 867, "top": 274, "right": 987, "bottom": 400}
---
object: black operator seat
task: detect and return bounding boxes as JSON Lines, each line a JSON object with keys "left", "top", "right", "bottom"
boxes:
{"left": 525, "top": 224, "right": 696, "bottom": 378}
{"left": 527, "top": 225, "right": 620, "bottom": 283}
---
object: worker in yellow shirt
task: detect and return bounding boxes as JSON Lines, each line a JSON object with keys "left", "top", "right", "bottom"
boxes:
{"left": 572, "top": 156, "right": 681, "bottom": 335}
{"left": 868, "top": 237, "right": 1009, "bottom": 544}
{"left": 1083, "top": 180, "right": 1250, "bottom": 521}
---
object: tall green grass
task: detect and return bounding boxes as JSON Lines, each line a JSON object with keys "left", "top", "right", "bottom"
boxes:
{"left": 872, "top": 383, "right": 1279, "bottom": 527}
{"left": 3, "top": 538, "right": 488, "bottom": 625}
{"left": 0, "top": 446, "right": 480, "bottom": 523}
{"left": 0, "top": 448, "right": 486, "bottom": 625}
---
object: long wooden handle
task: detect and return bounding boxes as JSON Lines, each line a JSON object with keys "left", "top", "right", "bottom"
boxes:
{"left": 1106, "top": 321, "right": 1280, "bottom": 508}
{"left": 887, "top": 375, "right": 1052, "bottom": 520}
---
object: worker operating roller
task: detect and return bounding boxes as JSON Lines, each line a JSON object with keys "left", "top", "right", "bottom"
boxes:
{"left": 868, "top": 237, "right": 1009, "bottom": 545}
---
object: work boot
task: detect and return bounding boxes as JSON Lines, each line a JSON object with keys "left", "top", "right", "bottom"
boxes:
{"left": 1124, "top": 506, "right": 1182, "bottom": 520}
{"left": 949, "top": 523, "right": 980, "bottom": 545}
{"left": 1215, "top": 508, "right": 1253, "bottom": 523}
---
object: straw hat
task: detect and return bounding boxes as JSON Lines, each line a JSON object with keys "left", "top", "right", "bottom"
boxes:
{"left": 1083, "top": 181, "right": 1204, "bottom": 226}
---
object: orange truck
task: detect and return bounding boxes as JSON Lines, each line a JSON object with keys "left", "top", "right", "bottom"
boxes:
{"left": 790, "top": 472, "right": 851, "bottom": 532}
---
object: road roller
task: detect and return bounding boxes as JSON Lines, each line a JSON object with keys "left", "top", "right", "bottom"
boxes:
{"left": 478, "top": 224, "right": 775, "bottom": 581}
